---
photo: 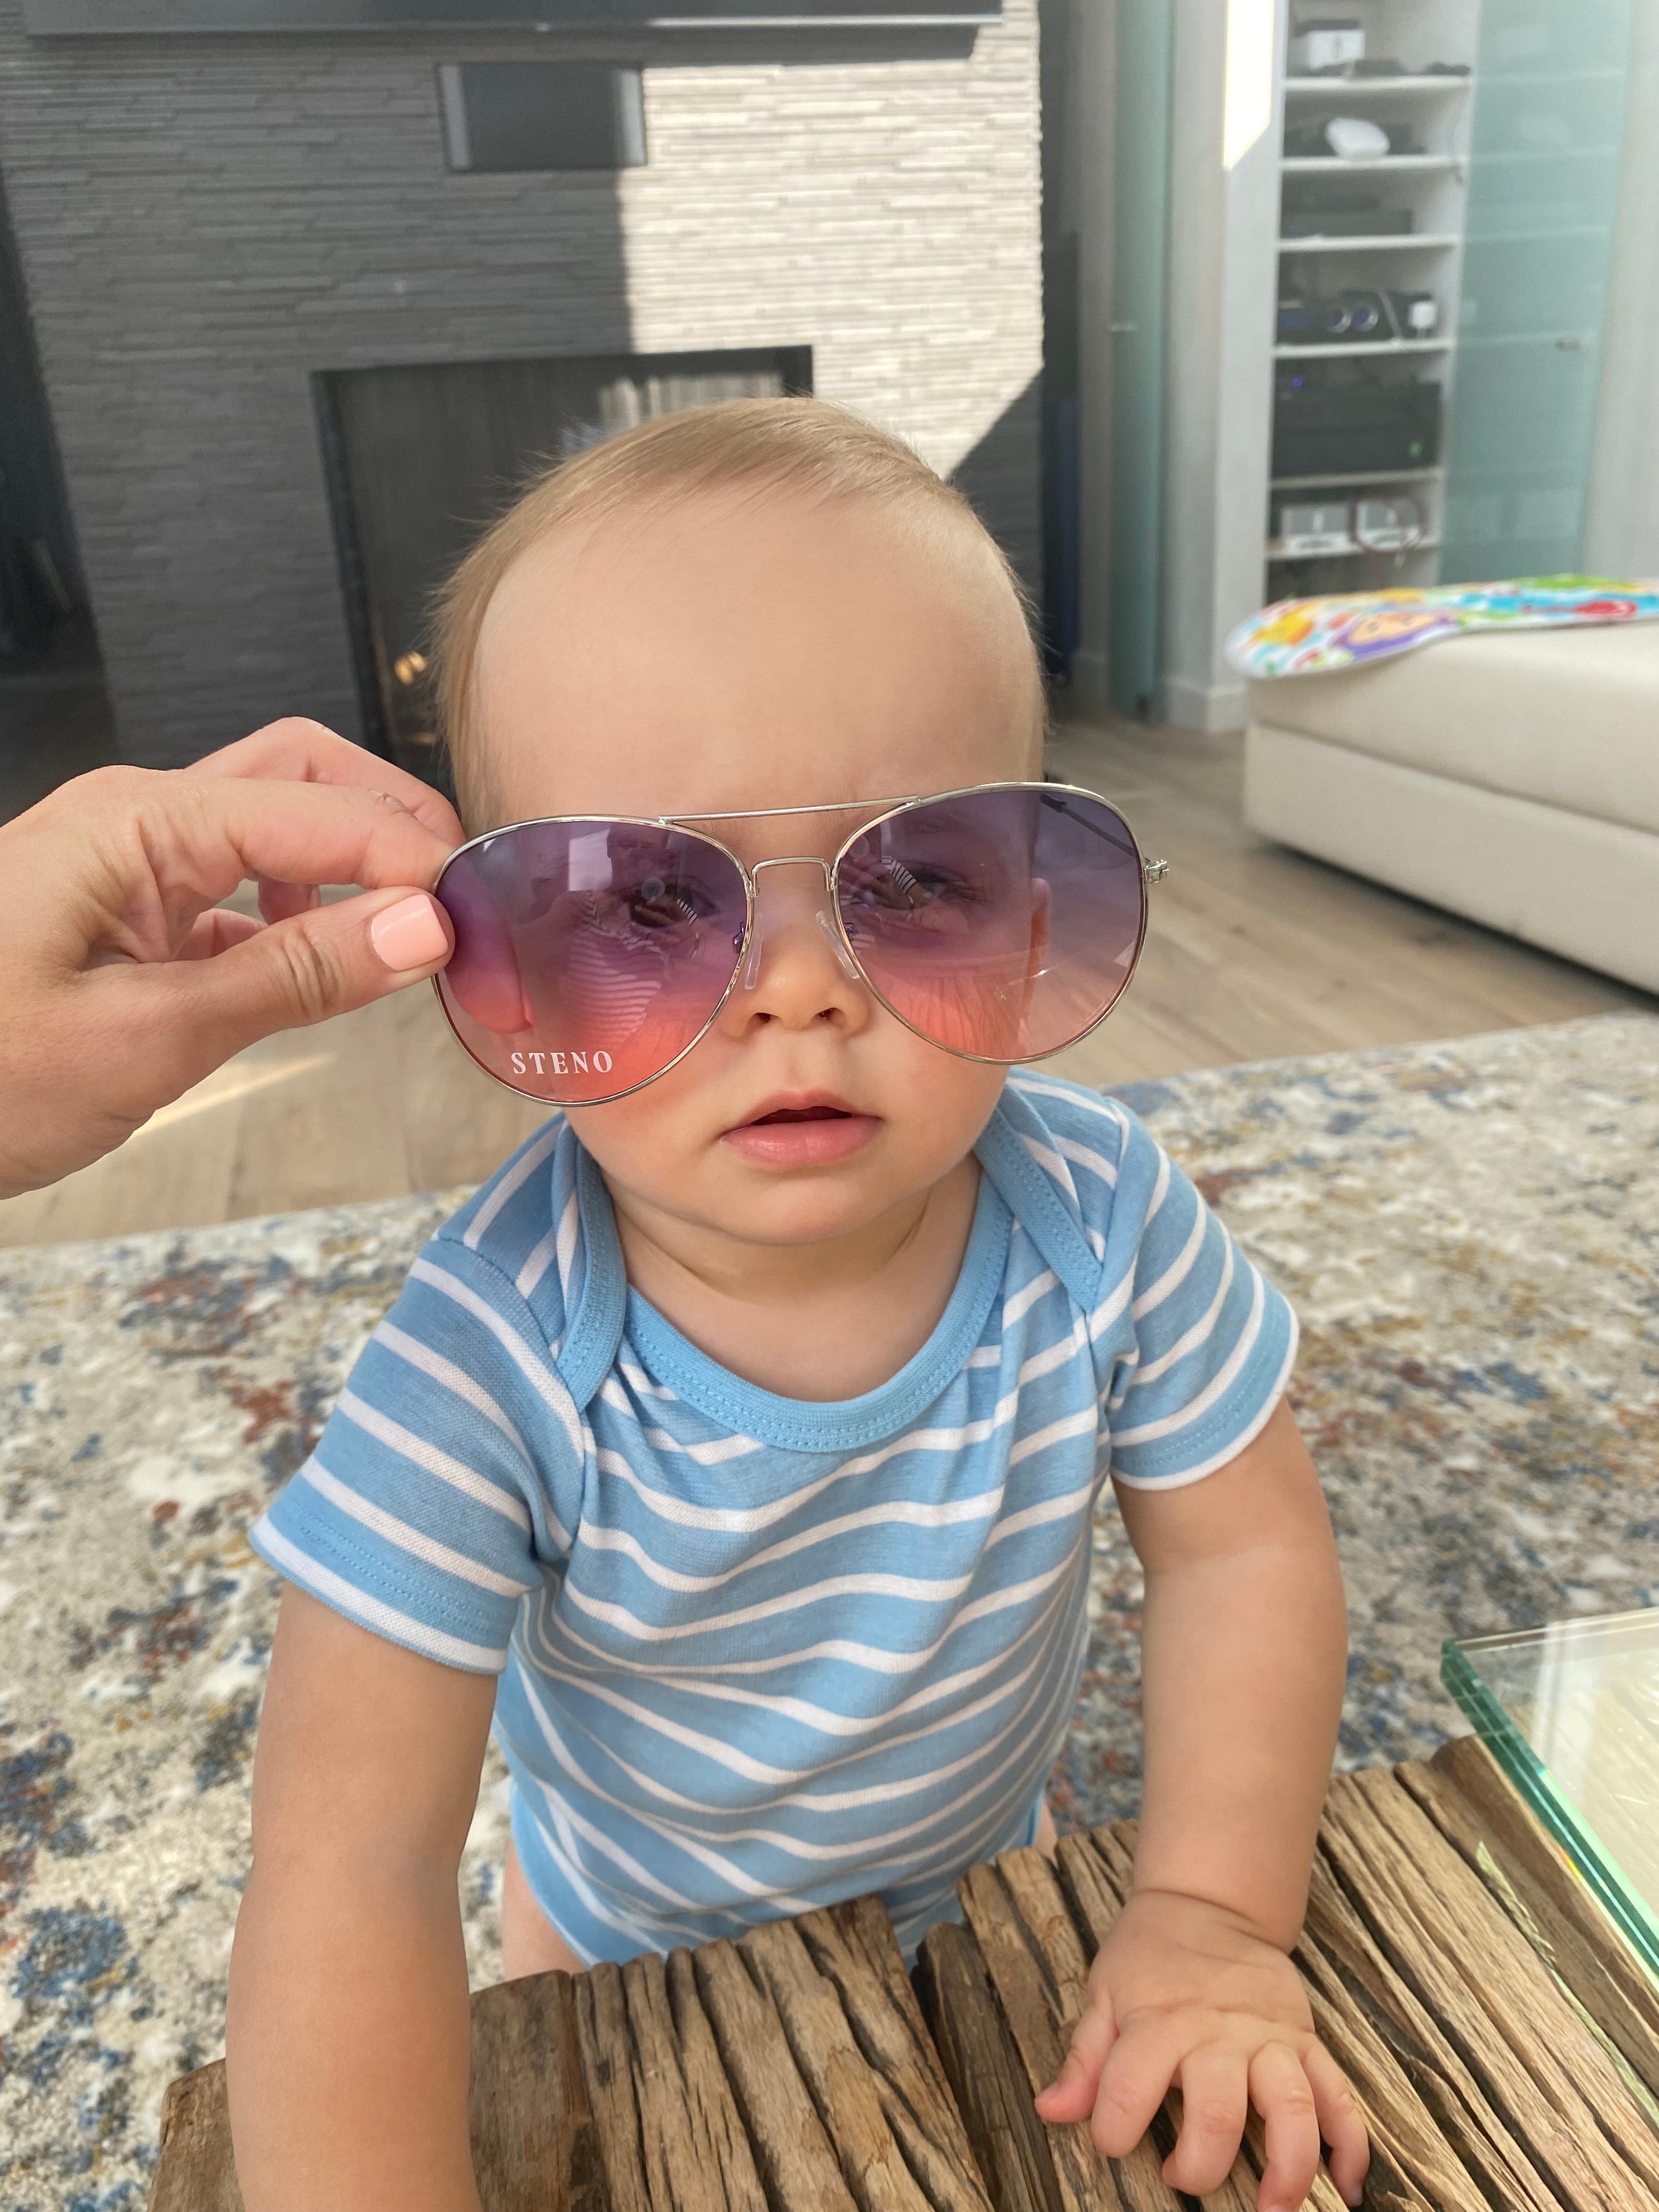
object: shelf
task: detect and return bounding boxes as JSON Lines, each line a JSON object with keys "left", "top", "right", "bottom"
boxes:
{"left": 1279, "top": 233, "right": 1459, "bottom": 252}
{"left": 1267, "top": 536, "right": 1442, "bottom": 562}
{"left": 1467, "top": 225, "right": 1609, "bottom": 247}
{"left": 1281, "top": 154, "right": 1463, "bottom": 173}
{"left": 1458, "top": 330, "right": 1598, "bottom": 353}
{"left": 1274, "top": 337, "right": 1452, "bottom": 358}
{"left": 1271, "top": 466, "right": 1445, "bottom": 490}
{"left": 1283, "top": 75, "right": 1472, "bottom": 95}
{"left": 1472, "top": 146, "right": 1623, "bottom": 165}
{"left": 1477, "top": 68, "right": 1625, "bottom": 87}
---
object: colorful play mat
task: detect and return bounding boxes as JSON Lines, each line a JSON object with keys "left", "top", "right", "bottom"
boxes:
{"left": 1226, "top": 576, "right": 1659, "bottom": 681}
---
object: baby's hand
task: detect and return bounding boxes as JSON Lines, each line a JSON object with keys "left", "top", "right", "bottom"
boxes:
{"left": 1033, "top": 1889, "right": 1368, "bottom": 2212}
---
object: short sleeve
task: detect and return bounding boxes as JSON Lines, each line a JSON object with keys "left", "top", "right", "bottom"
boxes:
{"left": 250, "top": 1233, "right": 585, "bottom": 1673}
{"left": 1092, "top": 1109, "right": 1297, "bottom": 1488}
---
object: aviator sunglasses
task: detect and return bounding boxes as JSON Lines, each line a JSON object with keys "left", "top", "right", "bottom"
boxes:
{"left": 432, "top": 781, "right": 1167, "bottom": 1105}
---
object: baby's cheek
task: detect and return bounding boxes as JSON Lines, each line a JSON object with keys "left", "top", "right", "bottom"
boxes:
{"left": 871, "top": 1030, "right": 1008, "bottom": 1156}
{"left": 565, "top": 1082, "right": 694, "bottom": 1188}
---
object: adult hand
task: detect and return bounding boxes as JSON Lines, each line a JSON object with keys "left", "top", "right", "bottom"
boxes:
{"left": 0, "top": 718, "right": 462, "bottom": 1199}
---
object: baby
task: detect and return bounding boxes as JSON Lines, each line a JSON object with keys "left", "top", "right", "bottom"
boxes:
{"left": 225, "top": 400, "right": 1367, "bottom": 2212}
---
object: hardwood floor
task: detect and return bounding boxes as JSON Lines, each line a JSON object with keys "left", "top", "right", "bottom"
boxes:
{"left": 2, "top": 714, "right": 1649, "bottom": 1249}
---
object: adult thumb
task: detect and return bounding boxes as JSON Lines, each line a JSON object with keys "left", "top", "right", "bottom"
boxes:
{"left": 166, "top": 887, "right": 454, "bottom": 1062}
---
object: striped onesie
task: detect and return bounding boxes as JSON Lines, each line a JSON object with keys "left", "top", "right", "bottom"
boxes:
{"left": 251, "top": 1073, "right": 1296, "bottom": 1962}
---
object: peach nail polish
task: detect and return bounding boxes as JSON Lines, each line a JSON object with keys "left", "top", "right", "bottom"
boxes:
{"left": 370, "top": 894, "right": 448, "bottom": 973}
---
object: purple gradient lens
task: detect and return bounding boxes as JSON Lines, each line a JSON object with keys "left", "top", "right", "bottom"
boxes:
{"left": 836, "top": 787, "right": 1145, "bottom": 1060}
{"left": 435, "top": 819, "right": 749, "bottom": 1102}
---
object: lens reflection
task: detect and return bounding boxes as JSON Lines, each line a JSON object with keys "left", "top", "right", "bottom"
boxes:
{"left": 436, "top": 820, "right": 748, "bottom": 1102}
{"left": 836, "top": 788, "right": 1144, "bottom": 1059}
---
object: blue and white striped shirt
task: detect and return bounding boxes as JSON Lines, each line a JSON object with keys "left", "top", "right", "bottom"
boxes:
{"left": 251, "top": 1073, "right": 1295, "bottom": 1962}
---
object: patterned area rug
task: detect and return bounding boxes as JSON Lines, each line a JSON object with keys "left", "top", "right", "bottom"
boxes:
{"left": 3, "top": 1013, "right": 1657, "bottom": 2209}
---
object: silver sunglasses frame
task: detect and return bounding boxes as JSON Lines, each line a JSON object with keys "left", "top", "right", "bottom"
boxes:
{"left": 432, "top": 779, "right": 1167, "bottom": 1108}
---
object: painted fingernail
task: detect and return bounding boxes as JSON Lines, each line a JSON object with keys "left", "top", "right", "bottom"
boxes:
{"left": 370, "top": 894, "right": 448, "bottom": 972}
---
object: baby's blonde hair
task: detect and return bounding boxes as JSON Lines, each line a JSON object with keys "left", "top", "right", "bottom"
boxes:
{"left": 430, "top": 396, "right": 1042, "bottom": 826}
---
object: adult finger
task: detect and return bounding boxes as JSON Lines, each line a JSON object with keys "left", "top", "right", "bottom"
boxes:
{"left": 1035, "top": 1999, "right": 1118, "bottom": 2123}
{"left": 1161, "top": 2049, "right": 1248, "bottom": 2198}
{"left": 144, "top": 774, "right": 456, "bottom": 911}
{"left": 1087, "top": 2024, "right": 1178, "bottom": 2162}
{"left": 1304, "top": 2041, "right": 1368, "bottom": 2207}
{"left": 129, "top": 887, "right": 453, "bottom": 1077}
{"left": 1248, "top": 2044, "right": 1321, "bottom": 2212}
{"left": 180, "top": 908, "right": 264, "bottom": 960}
{"left": 257, "top": 878, "right": 323, "bottom": 924}
{"left": 185, "top": 718, "right": 462, "bottom": 847}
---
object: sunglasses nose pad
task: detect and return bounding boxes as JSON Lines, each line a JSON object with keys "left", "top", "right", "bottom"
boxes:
{"left": 818, "top": 907, "right": 862, "bottom": 983}
{"left": 738, "top": 880, "right": 862, "bottom": 990}
{"left": 740, "top": 911, "right": 765, "bottom": 992}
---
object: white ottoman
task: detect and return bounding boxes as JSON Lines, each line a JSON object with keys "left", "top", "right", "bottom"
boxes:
{"left": 1243, "top": 621, "right": 1659, "bottom": 992}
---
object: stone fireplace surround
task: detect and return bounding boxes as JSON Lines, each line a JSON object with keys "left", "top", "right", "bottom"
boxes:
{"left": 0, "top": 0, "right": 1040, "bottom": 769}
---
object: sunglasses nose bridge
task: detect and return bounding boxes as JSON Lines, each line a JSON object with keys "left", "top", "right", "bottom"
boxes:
{"left": 739, "top": 854, "right": 861, "bottom": 991}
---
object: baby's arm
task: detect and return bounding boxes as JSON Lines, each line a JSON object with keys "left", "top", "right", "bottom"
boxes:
{"left": 1036, "top": 1400, "right": 1368, "bottom": 2211}
{"left": 226, "top": 1587, "right": 496, "bottom": 2212}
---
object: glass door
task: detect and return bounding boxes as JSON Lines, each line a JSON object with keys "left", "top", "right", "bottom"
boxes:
{"left": 1441, "top": 0, "right": 1637, "bottom": 578}
{"left": 1107, "top": 0, "right": 1173, "bottom": 718}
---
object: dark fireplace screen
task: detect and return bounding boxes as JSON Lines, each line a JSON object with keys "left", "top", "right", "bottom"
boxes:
{"left": 315, "top": 346, "right": 812, "bottom": 778}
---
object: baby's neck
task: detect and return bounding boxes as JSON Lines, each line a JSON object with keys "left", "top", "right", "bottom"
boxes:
{"left": 606, "top": 1155, "right": 981, "bottom": 1403}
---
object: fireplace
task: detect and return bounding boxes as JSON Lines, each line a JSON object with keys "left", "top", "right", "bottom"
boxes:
{"left": 1, "top": 1, "right": 1036, "bottom": 770}
{"left": 315, "top": 345, "right": 812, "bottom": 777}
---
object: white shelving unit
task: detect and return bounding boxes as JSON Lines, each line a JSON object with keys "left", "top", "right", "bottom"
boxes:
{"left": 1266, "top": 0, "right": 1482, "bottom": 595}
{"left": 1275, "top": 337, "right": 1451, "bottom": 358}
{"left": 1280, "top": 153, "right": 1464, "bottom": 172}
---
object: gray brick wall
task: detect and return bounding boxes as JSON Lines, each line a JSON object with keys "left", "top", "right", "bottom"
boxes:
{"left": 0, "top": 7, "right": 1041, "bottom": 767}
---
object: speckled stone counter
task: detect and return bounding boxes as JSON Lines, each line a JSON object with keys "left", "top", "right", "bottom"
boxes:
{"left": 3, "top": 1013, "right": 1657, "bottom": 2208}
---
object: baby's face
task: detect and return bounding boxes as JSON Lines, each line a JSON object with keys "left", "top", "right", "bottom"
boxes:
{"left": 470, "top": 482, "right": 1043, "bottom": 1252}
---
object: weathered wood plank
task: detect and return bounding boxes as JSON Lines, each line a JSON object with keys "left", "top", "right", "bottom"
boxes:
{"left": 1318, "top": 1778, "right": 1654, "bottom": 2212}
{"left": 1398, "top": 1766, "right": 1659, "bottom": 2138}
{"left": 626, "top": 1950, "right": 706, "bottom": 2212}
{"left": 1286, "top": 1928, "right": 1480, "bottom": 2212}
{"left": 625, "top": 1947, "right": 768, "bottom": 2212}
{"left": 666, "top": 1950, "right": 772, "bottom": 2212}
{"left": 742, "top": 1916, "right": 942, "bottom": 2212}
{"left": 577, "top": 1962, "right": 654, "bottom": 2212}
{"left": 470, "top": 1970, "right": 611, "bottom": 2212}
{"left": 148, "top": 2062, "right": 244, "bottom": 2212}
{"left": 795, "top": 1894, "right": 991, "bottom": 2212}
{"left": 958, "top": 1860, "right": 1127, "bottom": 2212}
{"left": 1301, "top": 1848, "right": 1559, "bottom": 2212}
{"left": 1419, "top": 1739, "right": 1659, "bottom": 2103}
{"left": 693, "top": 1936, "right": 860, "bottom": 2212}
{"left": 1336, "top": 1768, "right": 1659, "bottom": 2202}
{"left": 916, "top": 1918, "right": 1065, "bottom": 2212}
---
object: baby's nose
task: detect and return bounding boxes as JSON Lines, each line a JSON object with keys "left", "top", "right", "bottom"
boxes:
{"left": 740, "top": 862, "right": 860, "bottom": 992}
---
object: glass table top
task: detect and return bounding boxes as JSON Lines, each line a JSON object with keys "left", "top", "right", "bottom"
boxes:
{"left": 1442, "top": 1607, "right": 1659, "bottom": 1980}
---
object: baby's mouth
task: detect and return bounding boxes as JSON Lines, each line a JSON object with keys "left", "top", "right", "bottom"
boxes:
{"left": 722, "top": 1092, "right": 878, "bottom": 1164}
{"left": 733, "top": 1090, "right": 863, "bottom": 1130}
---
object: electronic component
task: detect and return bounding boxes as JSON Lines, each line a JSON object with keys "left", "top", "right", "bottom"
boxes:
{"left": 1290, "top": 19, "right": 1365, "bottom": 72}
{"left": 1273, "top": 369, "right": 1443, "bottom": 476}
